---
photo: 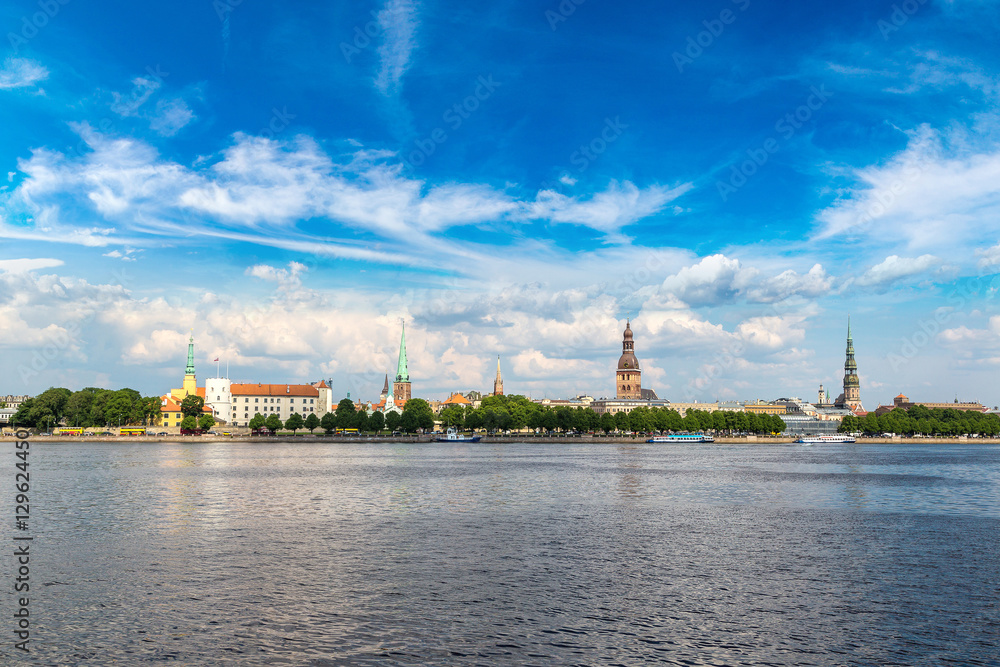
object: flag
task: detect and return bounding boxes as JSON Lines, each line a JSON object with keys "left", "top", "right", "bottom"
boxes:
{"left": 214, "top": 357, "right": 219, "bottom": 362}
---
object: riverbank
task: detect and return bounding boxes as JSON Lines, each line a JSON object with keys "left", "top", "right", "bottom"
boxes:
{"left": 0, "top": 434, "right": 993, "bottom": 444}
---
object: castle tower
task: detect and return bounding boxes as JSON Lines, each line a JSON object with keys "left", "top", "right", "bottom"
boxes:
{"left": 818, "top": 384, "right": 825, "bottom": 406}
{"left": 393, "top": 323, "right": 411, "bottom": 402}
{"left": 182, "top": 333, "right": 197, "bottom": 397}
{"left": 493, "top": 356, "right": 504, "bottom": 396}
{"left": 616, "top": 319, "right": 641, "bottom": 400}
{"left": 841, "top": 318, "right": 862, "bottom": 410}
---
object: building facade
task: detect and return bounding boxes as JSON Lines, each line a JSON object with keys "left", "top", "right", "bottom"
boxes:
{"left": 493, "top": 356, "right": 504, "bottom": 396}
{"left": 873, "top": 394, "right": 987, "bottom": 416}
{"left": 616, "top": 319, "right": 641, "bottom": 400}
{"left": 228, "top": 383, "right": 327, "bottom": 427}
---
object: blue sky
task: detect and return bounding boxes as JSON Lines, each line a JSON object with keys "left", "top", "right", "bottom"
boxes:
{"left": 2, "top": 0, "right": 1000, "bottom": 408}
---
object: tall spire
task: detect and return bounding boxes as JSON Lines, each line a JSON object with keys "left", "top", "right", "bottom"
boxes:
{"left": 494, "top": 355, "right": 504, "bottom": 396}
{"left": 842, "top": 316, "right": 861, "bottom": 409}
{"left": 185, "top": 333, "right": 196, "bottom": 376}
{"left": 395, "top": 322, "right": 409, "bottom": 383}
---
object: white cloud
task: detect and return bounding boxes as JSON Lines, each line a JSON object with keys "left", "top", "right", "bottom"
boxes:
{"left": 374, "top": 0, "right": 419, "bottom": 96}
{"left": 110, "top": 77, "right": 161, "bottom": 116}
{"left": 0, "top": 58, "right": 48, "bottom": 90}
{"left": 149, "top": 98, "right": 195, "bottom": 136}
{"left": 245, "top": 261, "right": 307, "bottom": 290}
{"left": 814, "top": 125, "right": 1000, "bottom": 252}
{"left": 658, "top": 254, "right": 758, "bottom": 307}
{"left": 976, "top": 243, "right": 1000, "bottom": 270}
{"left": 856, "top": 254, "right": 940, "bottom": 288}
{"left": 0, "top": 258, "right": 64, "bottom": 273}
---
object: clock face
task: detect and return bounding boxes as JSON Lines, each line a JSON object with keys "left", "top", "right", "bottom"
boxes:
{"left": 624, "top": 362, "right": 629, "bottom": 368}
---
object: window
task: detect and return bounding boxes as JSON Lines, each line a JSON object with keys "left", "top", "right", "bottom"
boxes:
{"left": 255, "top": 398, "right": 259, "bottom": 403}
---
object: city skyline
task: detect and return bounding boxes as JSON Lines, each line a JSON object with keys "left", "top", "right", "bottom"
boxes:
{"left": 2, "top": 1, "right": 1000, "bottom": 405}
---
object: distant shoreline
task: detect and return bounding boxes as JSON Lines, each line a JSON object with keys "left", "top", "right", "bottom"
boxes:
{"left": 0, "top": 435, "right": 993, "bottom": 445}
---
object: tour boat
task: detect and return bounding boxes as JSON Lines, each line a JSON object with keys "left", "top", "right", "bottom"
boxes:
{"left": 796, "top": 434, "right": 856, "bottom": 444}
{"left": 647, "top": 434, "right": 715, "bottom": 443}
{"left": 435, "top": 427, "right": 481, "bottom": 443}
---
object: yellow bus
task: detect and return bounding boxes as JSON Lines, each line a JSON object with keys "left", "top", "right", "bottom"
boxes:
{"left": 334, "top": 428, "right": 360, "bottom": 436}
{"left": 55, "top": 427, "right": 84, "bottom": 436}
{"left": 119, "top": 427, "right": 147, "bottom": 436}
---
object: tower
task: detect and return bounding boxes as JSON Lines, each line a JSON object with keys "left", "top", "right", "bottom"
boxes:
{"left": 182, "top": 333, "right": 197, "bottom": 397}
{"left": 380, "top": 374, "right": 389, "bottom": 402}
{"left": 840, "top": 317, "right": 862, "bottom": 410}
{"left": 818, "top": 384, "right": 825, "bottom": 406}
{"left": 393, "top": 323, "right": 411, "bottom": 402}
{"left": 493, "top": 356, "right": 504, "bottom": 396}
{"left": 616, "top": 319, "right": 641, "bottom": 400}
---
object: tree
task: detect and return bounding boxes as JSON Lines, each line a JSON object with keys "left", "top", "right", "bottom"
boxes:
{"left": 402, "top": 398, "right": 435, "bottom": 432}
{"left": 440, "top": 405, "right": 465, "bottom": 428}
{"left": 65, "top": 388, "right": 100, "bottom": 427}
{"left": 320, "top": 412, "right": 336, "bottom": 434}
{"left": 335, "top": 399, "right": 357, "bottom": 428}
{"left": 198, "top": 414, "right": 215, "bottom": 431}
{"left": 399, "top": 410, "right": 419, "bottom": 433}
{"left": 249, "top": 414, "right": 266, "bottom": 431}
{"left": 385, "top": 411, "right": 401, "bottom": 433}
{"left": 353, "top": 409, "right": 369, "bottom": 432}
{"left": 141, "top": 396, "right": 162, "bottom": 426}
{"left": 180, "top": 415, "right": 198, "bottom": 431}
{"left": 181, "top": 395, "right": 205, "bottom": 419}
{"left": 285, "top": 413, "right": 304, "bottom": 433}
{"left": 368, "top": 410, "right": 384, "bottom": 434}
{"left": 305, "top": 413, "right": 320, "bottom": 433}
{"left": 600, "top": 412, "right": 616, "bottom": 434}
{"left": 265, "top": 414, "right": 283, "bottom": 434}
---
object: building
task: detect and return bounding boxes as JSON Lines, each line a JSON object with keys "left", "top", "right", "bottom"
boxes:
{"left": 744, "top": 400, "right": 787, "bottom": 416}
{"left": 834, "top": 319, "right": 864, "bottom": 412}
{"left": 1, "top": 395, "right": 31, "bottom": 410}
{"left": 205, "top": 377, "right": 232, "bottom": 424}
{"left": 616, "top": 319, "right": 641, "bottom": 400}
{"left": 668, "top": 401, "right": 719, "bottom": 417}
{"left": 591, "top": 397, "right": 670, "bottom": 416}
{"left": 493, "top": 356, "right": 504, "bottom": 396}
{"left": 440, "top": 393, "right": 473, "bottom": 411}
{"left": 392, "top": 323, "right": 412, "bottom": 402}
{"left": 872, "top": 394, "right": 987, "bottom": 416}
{"left": 228, "top": 383, "right": 327, "bottom": 427}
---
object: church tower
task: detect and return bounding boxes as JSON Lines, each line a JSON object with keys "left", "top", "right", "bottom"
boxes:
{"left": 393, "top": 323, "right": 412, "bottom": 402}
{"left": 182, "top": 333, "right": 197, "bottom": 397}
{"left": 841, "top": 317, "right": 862, "bottom": 410}
{"left": 380, "top": 374, "right": 389, "bottom": 402}
{"left": 616, "top": 319, "right": 641, "bottom": 400}
{"left": 493, "top": 356, "right": 504, "bottom": 396}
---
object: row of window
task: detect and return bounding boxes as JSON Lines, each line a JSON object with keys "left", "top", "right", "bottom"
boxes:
{"left": 232, "top": 397, "right": 316, "bottom": 404}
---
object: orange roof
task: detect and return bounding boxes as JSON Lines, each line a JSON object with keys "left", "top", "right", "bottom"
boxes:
{"left": 313, "top": 380, "right": 329, "bottom": 389}
{"left": 896, "top": 393, "right": 907, "bottom": 399}
{"left": 442, "top": 393, "right": 472, "bottom": 406}
{"left": 231, "top": 383, "right": 319, "bottom": 397}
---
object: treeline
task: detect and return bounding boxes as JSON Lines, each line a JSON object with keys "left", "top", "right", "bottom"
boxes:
{"left": 247, "top": 398, "right": 437, "bottom": 434}
{"left": 12, "top": 387, "right": 162, "bottom": 429}
{"left": 438, "top": 395, "right": 786, "bottom": 435}
{"left": 840, "top": 406, "right": 1000, "bottom": 436}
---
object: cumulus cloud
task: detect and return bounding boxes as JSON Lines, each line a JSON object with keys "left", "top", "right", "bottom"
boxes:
{"left": 855, "top": 254, "right": 940, "bottom": 289}
{"left": 0, "top": 58, "right": 48, "bottom": 90}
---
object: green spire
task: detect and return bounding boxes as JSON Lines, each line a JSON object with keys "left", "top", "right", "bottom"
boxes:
{"left": 395, "top": 323, "right": 409, "bottom": 383}
{"left": 185, "top": 334, "right": 196, "bottom": 376}
{"left": 844, "top": 317, "right": 858, "bottom": 384}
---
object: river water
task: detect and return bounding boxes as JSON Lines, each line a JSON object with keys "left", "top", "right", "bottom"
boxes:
{"left": 3, "top": 441, "right": 999, "bottom": 665}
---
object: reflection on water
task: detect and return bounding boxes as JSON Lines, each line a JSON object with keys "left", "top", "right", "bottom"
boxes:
{"left": 3, "top": 441, "right": 998, "bottom": 665}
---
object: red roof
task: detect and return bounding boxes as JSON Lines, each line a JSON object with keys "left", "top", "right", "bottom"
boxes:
{"left": 231, "top": 383, "right": 319, "bottom": 397}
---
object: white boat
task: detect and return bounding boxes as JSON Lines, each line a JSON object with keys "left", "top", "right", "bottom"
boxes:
{"left": 435, "top": 427, "right": 481, "bottom": 443}
{"left": 796, "top": 434, "right": 856, "bottom": 444}
{"left": 647, "top": 434, "right": 715, "bottom": 443}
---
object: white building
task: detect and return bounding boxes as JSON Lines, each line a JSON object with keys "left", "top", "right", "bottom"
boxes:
{"left": 205, "top": 377, "right": 232, "bottom": 424}
{"left": 229, "top": 382, "right": 329, "bottom": 427}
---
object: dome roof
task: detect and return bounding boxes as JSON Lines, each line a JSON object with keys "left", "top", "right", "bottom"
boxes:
{"left": 618, "top": 352, "right": 639, "bottom": 370}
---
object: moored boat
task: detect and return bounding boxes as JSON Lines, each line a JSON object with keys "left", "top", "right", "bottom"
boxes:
{"left": 435, "top": 427, "right": 481, "bottom": 443}
{"left": 796, "top": 434, "right": 856, "bottom": 444}
{"left": 647, "top": 434, "right": 715, "bottom": 443}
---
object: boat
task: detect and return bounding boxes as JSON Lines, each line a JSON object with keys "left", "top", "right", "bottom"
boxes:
{"left": 435, "top": 427, "right": 481, "bottom": 443}
{"left": 796, "top": 434, "right": 856, "bottom": 444}
{"left": 647, "top": 434, "right": 715, "bottom": 443}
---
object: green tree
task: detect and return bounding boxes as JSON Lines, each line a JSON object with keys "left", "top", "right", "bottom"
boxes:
{"left": 198, "top": 414, "right": 215, "bottom": 431}
{"left": 249, "top": 413, "right": 266, "bottom": 431}
{"left": 400, "top": 410, "right": 419, "bottom": 433}
{"left": 181, "top": 395, "right": 205, "bottom": 419}
{"left": 181, "top": 415, "right": 198, "bottom": 431}
{"left": 464, "top": 409, "right": 483, "bottom": 432}
{"left": 440, "top": 405, "right": 465, "bottom": 428}
{"left": 305, "top": 413, "right": 320, "bottom": 433}
{"left": 65, "top": 388, "right": 99, "bottom": 427}
{"left": 142, "top": 396, "right": 162, "bottom": 426}
{"left": 320, "top": 412, "right": 336, "bottom": 434}
{"left": 285, "top": 413, "right": 305, "bottom": 433}
{"left": 385, "top": 411, "right": 402, "bottom": 433}
{"left": 335, "top": 399, "right": 357, "bottom": 428}
{"left": 402, "top": 398, "right": 435, "bottom": 432}
{"left": 600, "top": 412, "right": 616, "bottom": 434}
{"left": 368, "top": 410, "right": 385, "bottom": 434}
{"left": 265, "top": 414, "right": 283, "bottom": 434}
{"left": 353, "top": 409, "right": 369, "bottom": 432}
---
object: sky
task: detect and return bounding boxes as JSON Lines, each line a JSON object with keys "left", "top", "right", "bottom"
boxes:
{"left": 1, "top": 0, "right": 1000, "bottom": 407}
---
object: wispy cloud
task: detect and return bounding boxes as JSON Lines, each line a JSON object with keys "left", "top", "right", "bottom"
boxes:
{"left": 0, "top": 257, "right": 64, "bottom": 273}
{"left": 374, "top": 0, "right": 419, "bottom": 96}
{"left": 0, "top": 58, "right": 48, "bottom": 90}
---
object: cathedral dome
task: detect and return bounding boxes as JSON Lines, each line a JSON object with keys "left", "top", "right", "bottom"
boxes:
{"left": 617, "top": 320, "right": 639, "bottom": 370}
